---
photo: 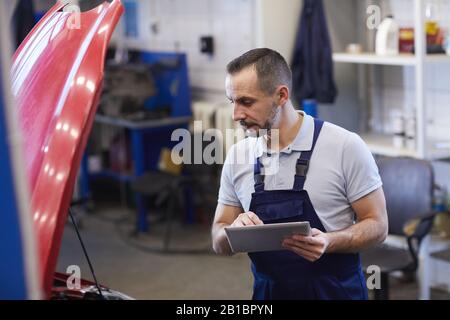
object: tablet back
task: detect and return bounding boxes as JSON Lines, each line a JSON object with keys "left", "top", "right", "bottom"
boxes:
{"left": 225, "top": 221, "right": 311, "bottom": 253}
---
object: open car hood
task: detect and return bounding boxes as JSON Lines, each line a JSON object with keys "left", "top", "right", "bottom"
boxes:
{"left": 11, "top": 0, "right": 123, "bottom": 297}
{"left": 52, "top": 272, "right": 133, "bottom": 300}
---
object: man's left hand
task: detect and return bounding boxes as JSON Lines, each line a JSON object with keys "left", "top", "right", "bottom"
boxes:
{"left": 282, "top": 228, "right": 330, "bottom": 262}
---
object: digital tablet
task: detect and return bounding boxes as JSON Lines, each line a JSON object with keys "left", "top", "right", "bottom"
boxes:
{"left": 224, "top": 221, "right": 311, "bottom": 253}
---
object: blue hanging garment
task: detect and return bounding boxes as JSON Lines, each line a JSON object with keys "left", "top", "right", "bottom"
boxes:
{"left": 291, "top": 0, "right": 337, "bottom": 106}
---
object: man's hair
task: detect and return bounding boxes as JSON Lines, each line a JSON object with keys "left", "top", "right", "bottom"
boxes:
{"left": 226, "top": 48, "right": 292, "bottom": 95}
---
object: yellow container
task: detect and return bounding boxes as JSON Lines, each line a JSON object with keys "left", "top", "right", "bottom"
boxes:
{"left": 435, "top": 212, "right": 450, "bottom": 238}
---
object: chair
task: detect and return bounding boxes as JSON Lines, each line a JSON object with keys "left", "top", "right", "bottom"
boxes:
{"left": 131, "top": 170, "right": 192, "bottom": 251}
{"left": 360, "top": 156, "right": 436, "bottom": 300}
{"left": 130, "top": 133, "right": 220, "bottom": 252}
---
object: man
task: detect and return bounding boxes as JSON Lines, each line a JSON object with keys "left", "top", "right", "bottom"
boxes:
{"left": 211, "top": 48, "right": 388, "bottom": 300}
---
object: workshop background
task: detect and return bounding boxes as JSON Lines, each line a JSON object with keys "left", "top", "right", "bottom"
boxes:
{"left": 2, "top": 0, "right": 450, "bottom": 300}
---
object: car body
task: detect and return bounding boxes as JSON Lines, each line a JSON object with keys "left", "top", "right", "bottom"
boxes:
{"left": 11, "top": 0, "right": 124, "bottom": 299}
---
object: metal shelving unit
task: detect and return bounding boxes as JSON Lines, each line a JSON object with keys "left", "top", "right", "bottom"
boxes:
{"left": 333, "top": 0, "right": 450, "bottom": 160}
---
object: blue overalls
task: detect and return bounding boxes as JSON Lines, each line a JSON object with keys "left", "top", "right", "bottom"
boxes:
{"left": 248, "top": 119, "right": 368, "bottom": 300}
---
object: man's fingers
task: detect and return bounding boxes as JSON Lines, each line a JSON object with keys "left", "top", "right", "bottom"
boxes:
{"left": 291, "top": 234, "right": 308, "bottom": 242}
{"left": 292, "top": 234, "right": 321, "bottom": 245}
{"left": 232, "top": 219, "right": 244, "bottom": 227}
{"left": 283, "top": 239, "right": 321, "bottom": 255}
{"left": 284, "top": 243, "right": 318, "bottom": 261}
{"left": 283, "top": 243, "right": 316, "bottom": 261}
{"left": 239, "top": 214, "right": 256, "bottom": 226}
{"left": 247, "top": 211, "right": 263, "bottom": 225}
{"left": 233, "top": 212, "right": 263, "bottom": 226}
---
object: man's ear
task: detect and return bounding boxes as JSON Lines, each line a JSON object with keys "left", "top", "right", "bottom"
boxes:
{"left": 277, "top": 86, "right": 289, "bottom": 106}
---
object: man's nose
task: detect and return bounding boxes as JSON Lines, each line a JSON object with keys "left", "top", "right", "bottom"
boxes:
{"left": 232, "top": 104, "right": 245, "bottom": 122}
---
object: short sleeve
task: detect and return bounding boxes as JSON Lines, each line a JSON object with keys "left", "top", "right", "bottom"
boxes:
{"left": 342, "top": 133, "right": 383, "bottom": 203}
{"left": 218, "top": 145, "right": 242, "bottom": 208}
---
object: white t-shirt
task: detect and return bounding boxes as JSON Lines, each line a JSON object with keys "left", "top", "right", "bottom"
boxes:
{"left": 218, "top": 111, "right": 382, "bottom": 232}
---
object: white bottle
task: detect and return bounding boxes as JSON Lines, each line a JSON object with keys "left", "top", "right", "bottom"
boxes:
{"left": 376, "top": 15, "right": 399, "bottom": 55}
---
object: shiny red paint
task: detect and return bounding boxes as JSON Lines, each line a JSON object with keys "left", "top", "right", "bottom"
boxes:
{"left": 11, "top": 0, "right": 123, "bottom": 297}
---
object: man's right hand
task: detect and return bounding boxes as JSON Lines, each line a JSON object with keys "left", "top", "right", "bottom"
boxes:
{"left": 230, "top": 211, "right": 264, "bottom": 227}
{"left": 212, "top": 205, "right": 263, "bottom": 255}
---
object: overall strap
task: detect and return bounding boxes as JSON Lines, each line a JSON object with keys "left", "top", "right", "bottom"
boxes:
{"left": 293, "top": 119, "right": 324, "bottom": 190}
{"left": 253, "top": 156, "right": 265, "bottom": 192}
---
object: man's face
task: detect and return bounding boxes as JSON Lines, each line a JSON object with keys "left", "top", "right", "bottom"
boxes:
{"left": 225, "top": 66, "right": 280, "bottom": 135}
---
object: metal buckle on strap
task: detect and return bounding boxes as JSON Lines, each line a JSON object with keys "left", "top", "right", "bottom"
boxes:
{"left": 296, "top": 159, "right": 309, "bottom": 177}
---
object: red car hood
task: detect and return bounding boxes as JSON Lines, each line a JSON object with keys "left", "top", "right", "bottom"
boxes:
{"left": 11, "top": 0, "right": 123, "bottom": 297}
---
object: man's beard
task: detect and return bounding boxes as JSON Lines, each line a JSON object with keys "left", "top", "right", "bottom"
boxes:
{"left": 241, "top": 104, "right": 279, "bottom": 137}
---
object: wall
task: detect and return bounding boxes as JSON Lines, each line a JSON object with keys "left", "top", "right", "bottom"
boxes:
{"left": 255, "top": 0, "right": 302, "bottom": 64}
{"left": 319, "top": 0, "right": 361, "bottom": 131}
{"left": 112, "top": 0, "right": 303, "bottom": 101}
{"left": 112, "top": 0, "right": 256, "bottom": 95}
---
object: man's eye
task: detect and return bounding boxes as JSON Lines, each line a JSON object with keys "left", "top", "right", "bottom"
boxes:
{"left": 242, "top": 100, "right": 253, "bottom": 106}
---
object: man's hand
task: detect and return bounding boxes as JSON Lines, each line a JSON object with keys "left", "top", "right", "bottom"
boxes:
{"left": 282, "top": 228, "right": 330, "bottom": 262}
{"left": 230, "top": 211, "right": 264, "bottom": 227}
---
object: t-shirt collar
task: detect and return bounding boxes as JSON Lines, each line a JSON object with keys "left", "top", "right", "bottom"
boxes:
{"left": 255, "top": 110, "right": 314, "bottom": 157}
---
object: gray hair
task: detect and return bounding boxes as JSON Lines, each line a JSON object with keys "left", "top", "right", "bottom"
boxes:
{"left": 226, "top": 48, "right": 292, "bottom": 95}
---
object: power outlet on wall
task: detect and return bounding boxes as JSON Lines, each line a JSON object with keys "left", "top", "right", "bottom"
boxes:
{"left": 200, "top": 36, "right": 214, "bottom": 55}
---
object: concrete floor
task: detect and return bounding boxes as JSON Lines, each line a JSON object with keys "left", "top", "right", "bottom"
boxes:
{"left": 57, "top": 206, "right": 254, "bottom": 299}
{"left": 56, "top": 205, "right": 450, "bottom": 300}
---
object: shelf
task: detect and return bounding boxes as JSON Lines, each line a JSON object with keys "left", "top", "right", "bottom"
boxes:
{"left": 361, "top": 133, "right": 418, "bottom": 158}
{"left": 333, "top": 53, "right": 417, "bottom": 66}
{"left": 429, "top": 141, "right": 450, "bottom": 160}
{"left": 332, "top": 0, "right": 450, "bottom": 162}
{"left": 425, "top": 54, "right": 450, "bottom": 64}
{"left": 333, "top": 53, "right": 450, "bottom": 66}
